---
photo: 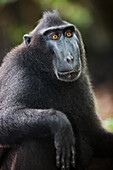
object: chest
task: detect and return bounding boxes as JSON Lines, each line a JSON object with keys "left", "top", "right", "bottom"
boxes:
{"left": 33, "top": 80, "right": 81, "bottom": 116}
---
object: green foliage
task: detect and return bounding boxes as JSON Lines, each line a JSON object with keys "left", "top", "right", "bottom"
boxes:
{"left": 103, "top": 118, "right": 113, "bottom": 131}
{"left": 0, "top": 0, "right": 16, "bottom": 6}
{"left": 38, "top": 0, "right": 93, "bottom": 30}
{"left": 8, "top": 24, "right": 30, "bottom": 45}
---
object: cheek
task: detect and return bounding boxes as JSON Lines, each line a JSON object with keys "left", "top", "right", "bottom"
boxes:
{"left": 70, "top": 40, "right": 79, "bottom": 53}
{"left": 52, "top": 59, "right": 57, "bottom": 75}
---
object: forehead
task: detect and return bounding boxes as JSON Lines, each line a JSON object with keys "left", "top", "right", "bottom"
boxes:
{"left": 40, "top": 24, "right": 75, "bottom": 35}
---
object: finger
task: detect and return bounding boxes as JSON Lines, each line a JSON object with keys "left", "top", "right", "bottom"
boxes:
{"left": 61, "top": 148, "right": 65, "bottom": 170}
{"left": 66, "top": 147, "right": 70, "bottom": 170}
{"left": 71, "top": 146, "right": 75, "bottom": 167}
{"left": 56, "top": 147, "right": 61, "bottom": 168}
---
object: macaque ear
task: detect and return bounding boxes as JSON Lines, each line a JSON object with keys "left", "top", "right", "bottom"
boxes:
{"left": 23, "top": 34, "right": 32, "bottom": 47}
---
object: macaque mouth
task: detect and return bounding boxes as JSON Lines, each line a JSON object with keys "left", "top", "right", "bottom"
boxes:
{"left": 57, "top": 69, "right": 81, "bottom": 82}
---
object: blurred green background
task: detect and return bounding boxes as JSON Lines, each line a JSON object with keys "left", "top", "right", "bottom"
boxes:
{"left": 0, "top": 0, "right": 113, "bottom": 130}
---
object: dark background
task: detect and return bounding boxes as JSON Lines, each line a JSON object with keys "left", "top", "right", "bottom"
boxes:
{"left": 0, "top": 0, "right": 113, "bottom": 130}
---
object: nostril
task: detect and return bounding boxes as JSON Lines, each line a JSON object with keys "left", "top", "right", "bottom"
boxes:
{"left": 67, "top": 58, "right": 71, "bottom": 63}
{"left": 71, "top": 57, "right": 74, "bottom": 62}
{"left": 67, "top": 57, "right": 74, "bottom": 63}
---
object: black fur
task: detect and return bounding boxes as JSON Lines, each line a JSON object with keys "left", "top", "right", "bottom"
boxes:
{"left": 0, "top": 10, "right": 113, "bottom": 170}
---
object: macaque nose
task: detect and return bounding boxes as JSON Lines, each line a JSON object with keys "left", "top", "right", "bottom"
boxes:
{"left": 67, "top": 56, "right": 74, "bottom": 63}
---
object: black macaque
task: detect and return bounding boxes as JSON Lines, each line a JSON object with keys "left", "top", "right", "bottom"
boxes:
{"left": 0, "top": 10, "right": 113, "bottom": 170}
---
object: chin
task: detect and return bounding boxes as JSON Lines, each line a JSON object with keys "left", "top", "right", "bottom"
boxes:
{"left": 56, "top": 70, "right": 81, "bottom": 82}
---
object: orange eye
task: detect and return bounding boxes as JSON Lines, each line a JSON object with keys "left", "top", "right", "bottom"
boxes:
{"left": 67, "top": 32, "right": 72, "bottom": 37}
{"left": 53, "top": 35, "right": 58, "bottom": 40}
